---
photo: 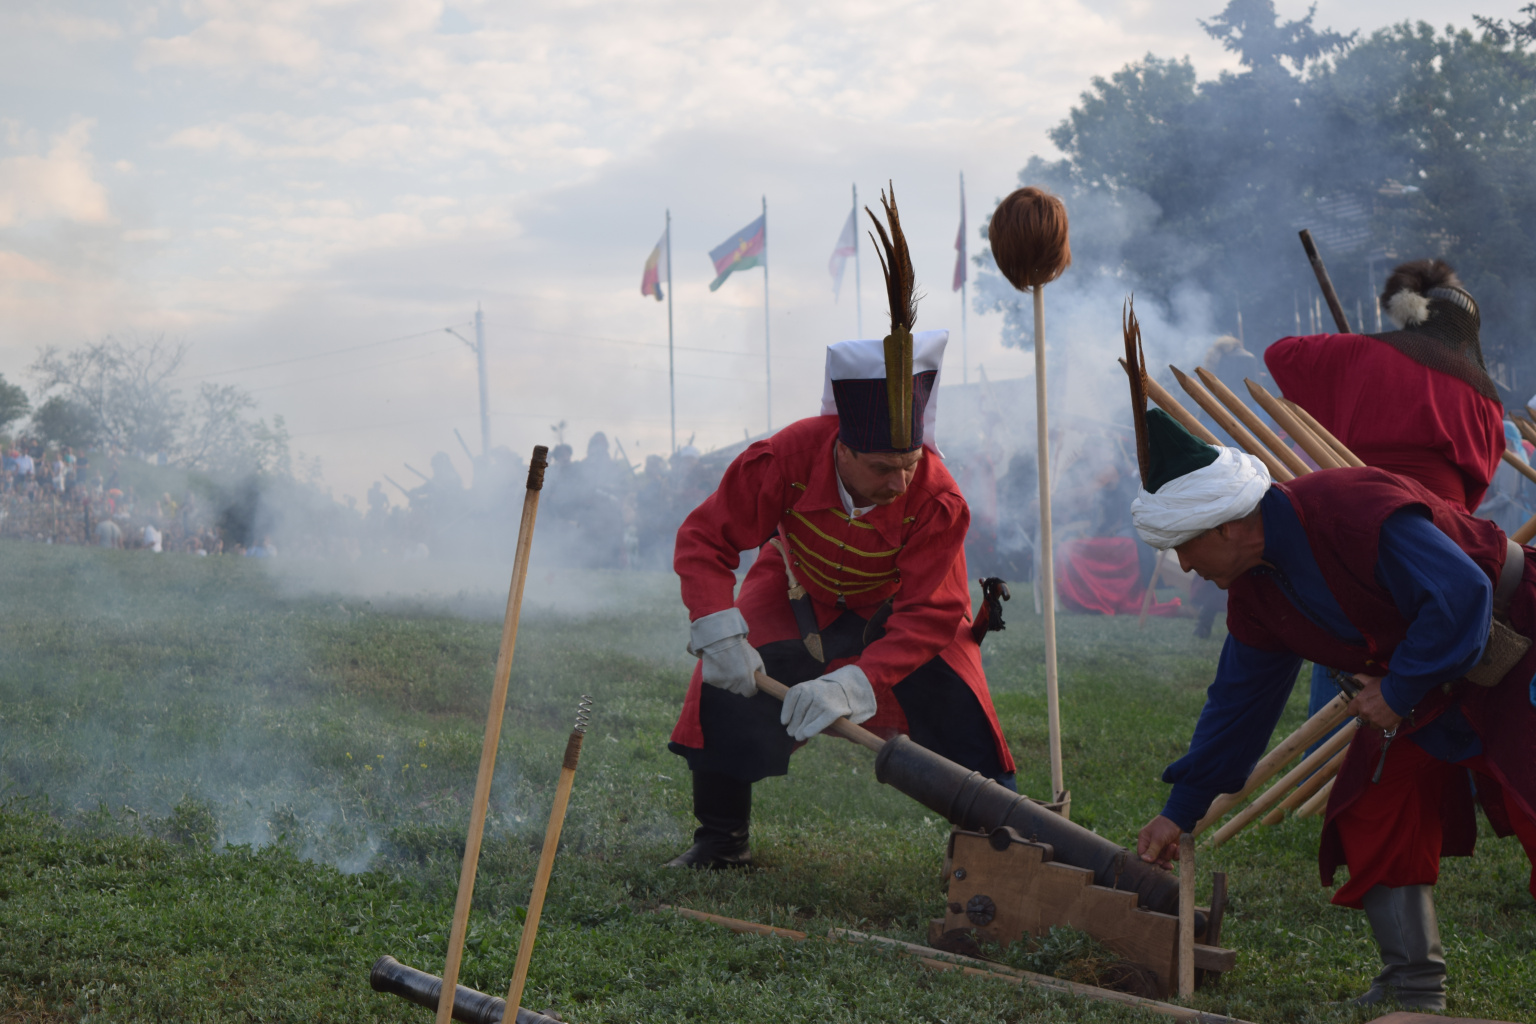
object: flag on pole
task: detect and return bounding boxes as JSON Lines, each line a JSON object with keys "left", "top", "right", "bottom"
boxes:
{"left": 707, "top": 214, "right": 766, "bottom": 292}
{"left": 952, "top": 185, "right": 967, "bottom": 292}
{"left": 641, "top": 227, "right": 668, "bottom": 301}
{"left": 829, "top": 207, "right": 857, "bottom": 299}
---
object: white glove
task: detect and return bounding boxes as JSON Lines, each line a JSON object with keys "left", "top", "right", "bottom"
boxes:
{"left": 780, "top": 665, "right": 877, "bottom": 741}
{"left": 688, "top": 607, "right": 763, "bottom": 699}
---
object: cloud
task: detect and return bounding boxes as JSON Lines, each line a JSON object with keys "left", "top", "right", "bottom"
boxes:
{"left": 0, "top": 119, "right": 112, "bottom": 228}
{"left": 0, "top": 251, "right": 60, "bottom": 283}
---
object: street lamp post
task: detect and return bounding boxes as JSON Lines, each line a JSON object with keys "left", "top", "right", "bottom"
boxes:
{"left": 446, "top": 304, "right": 491, "bottom": 460}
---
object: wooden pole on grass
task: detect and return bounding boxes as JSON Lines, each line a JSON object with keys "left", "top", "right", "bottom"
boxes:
{"left": 506, "top": 698, "right": 592, "bottom": 1016}
{"left": 435, "top": 446, "right": 550, "bottom": 1024}
{"left": 1034, "top": 286, "right": 1068, "bottom": 809}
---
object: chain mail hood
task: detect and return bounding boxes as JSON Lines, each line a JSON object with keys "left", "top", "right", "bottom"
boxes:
{"left": 1371, "top": 259, "right": 1497, "bottom": 401}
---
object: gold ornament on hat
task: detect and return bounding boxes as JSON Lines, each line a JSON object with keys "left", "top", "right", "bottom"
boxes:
{"left": 866, "top": 183, "right": 919, "bottom": 450}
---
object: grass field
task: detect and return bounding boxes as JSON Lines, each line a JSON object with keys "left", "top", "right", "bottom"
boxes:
{"left": 0, "top": 539, "right": 1531, "bottom": 1023}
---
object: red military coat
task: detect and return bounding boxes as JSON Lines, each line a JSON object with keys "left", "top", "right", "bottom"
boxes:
{"left": 1265, "top": 333, "right": 1503, "bottom": 511}
{"left": 669, "top": 415, "right": 1014, "bottom": 771}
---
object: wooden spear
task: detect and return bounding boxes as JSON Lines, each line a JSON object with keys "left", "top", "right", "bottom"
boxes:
{"left": 1169, "top": 367, "right": 1293, "bottom": 482}
{"left": 1279, "top": 399, "right": 1364, "bottom": 468}
{"left": 1204, "top": 719, "right": 1360, "bottom": 849}
{"left": 1192, "top": 368, "right": 1310, "bottom": 478}
{"left": 1121, "top": 361, "right": 1223, "bottom": 447}
{"left": 1244, "top": 379, "right": 1346, "bottom": 470}
{"left": 1261, "top": 744, "right": 1346, "bottom": 826}
{"left": 1296, "top": 778, "right": 1334, "bottom": 818}
{"left": 435, "top": 446, "right": 549, "bottom": 1024}
{"left": 505, "top": 697, "right": 593, "bottom": 1017}
{"left": 1193, "top": 692, "right": 1350, "bottom": 835}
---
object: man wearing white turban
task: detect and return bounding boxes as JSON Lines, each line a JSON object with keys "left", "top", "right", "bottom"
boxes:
{"left": 1124, "top": 407, "right": 1536, "bottom": 1011}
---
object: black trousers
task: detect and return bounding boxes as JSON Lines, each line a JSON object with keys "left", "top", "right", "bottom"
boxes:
{"left": 669, "top": 610, "right": 1014, "bottom": 787}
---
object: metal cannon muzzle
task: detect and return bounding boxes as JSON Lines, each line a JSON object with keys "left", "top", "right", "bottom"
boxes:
{"left": 370, "top": 955, "right": 564, "bottom": 1024}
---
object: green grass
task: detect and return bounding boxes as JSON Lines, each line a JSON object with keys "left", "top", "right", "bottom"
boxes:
{"left": 0, "top": 540, "right": 1531, "bottom": 1022}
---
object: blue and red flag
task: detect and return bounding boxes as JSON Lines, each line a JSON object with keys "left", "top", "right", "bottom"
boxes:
{"left": 708, "top": 214, "right": 766, "bottom": 292}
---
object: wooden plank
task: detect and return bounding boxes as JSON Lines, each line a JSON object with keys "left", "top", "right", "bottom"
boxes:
{"left": 1193, "top": 944, "right": 1236, "bottom": 972}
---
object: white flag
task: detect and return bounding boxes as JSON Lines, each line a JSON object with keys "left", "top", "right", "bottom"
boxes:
{"left": 828, "top": 208, "right": 857, "bottom": 299}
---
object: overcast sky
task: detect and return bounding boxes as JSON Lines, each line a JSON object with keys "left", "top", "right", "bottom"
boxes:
{"left": 0, "top": 0, "right": 1483, "bottom": 500}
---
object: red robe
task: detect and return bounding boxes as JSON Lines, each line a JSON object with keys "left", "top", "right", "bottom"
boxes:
{"left": 1225, "top": 470, "right": 1536, "bottom": 892}
{"left": 1264, "top": 333, "right": 1504, "bottom": 511}
{"left": 669, "top": 415, "right": 1014, "bottom": 771}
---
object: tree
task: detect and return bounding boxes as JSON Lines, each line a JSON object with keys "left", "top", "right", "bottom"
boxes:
{"left": 31, "top": 336, "right": 186, "bottom": 456}
{"left": 1200, "top": 0, "right": 1353, "bottom": 71}
{"left": 0, "top": 373, "right": 27, "bottom": 433}
{"left": 30, "top": 396, "right": 98, "bottom": 449}
{"left": 29, "top": 334, "right": 292, "bottom": 476}
{"left": 977, "top": 5, "right": 1536, "bottom": 393}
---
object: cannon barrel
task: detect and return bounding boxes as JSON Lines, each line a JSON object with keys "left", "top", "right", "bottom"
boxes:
{"left": 370, "top": 955, "right": 563, "bottom": 1024}
{"left": 875, "top": 735, "right": 1187, "bottom": 920}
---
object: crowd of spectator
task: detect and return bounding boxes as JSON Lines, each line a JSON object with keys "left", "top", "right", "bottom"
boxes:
{"left": 0, "top": 435, "right": 269, "bottom": 556}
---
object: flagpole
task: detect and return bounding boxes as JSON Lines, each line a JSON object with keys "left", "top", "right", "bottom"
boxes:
{"left": 852, "top": 183, "right": 863, "bottom": 339}
{"left": 666, "top": 209, "right": 676, "bottom": 454}
{"left": 763, "top": 194, "right": 771, "bottom": 434}
{"left": 960, "top": 172, "right": 969, "bottom": 385}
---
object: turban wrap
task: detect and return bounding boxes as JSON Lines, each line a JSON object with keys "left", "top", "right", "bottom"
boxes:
{"left": 1131, "top": 446, "right": 1271, "bottom": 550}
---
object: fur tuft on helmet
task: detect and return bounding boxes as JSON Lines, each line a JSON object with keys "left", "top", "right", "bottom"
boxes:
{"left": 1380, "top": 259, "right": 1468, "bottom": 328}
{"left": 1386, "top": 289, "right": 1431, "bottom": 328}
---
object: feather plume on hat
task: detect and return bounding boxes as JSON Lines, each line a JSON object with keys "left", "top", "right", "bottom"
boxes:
{"left": 866, "top": 183, "right": 920, "bottom": 450}
{"left": 1122, "top": 297, "right": 1152, "bottom": 489}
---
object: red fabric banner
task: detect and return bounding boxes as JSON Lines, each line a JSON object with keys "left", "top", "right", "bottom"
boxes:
{"left": 1054, "top": 537, "right": 1180, "bottom": 617}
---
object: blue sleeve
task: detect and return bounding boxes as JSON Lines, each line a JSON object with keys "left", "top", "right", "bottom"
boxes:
{"left": 1160, "top": 636, "right": 1304, "bottom": 832}
{"left": 1373, "top": 509, "right": 1492, "bottom": 716}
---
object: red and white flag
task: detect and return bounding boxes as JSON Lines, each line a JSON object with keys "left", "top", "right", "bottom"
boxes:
{"left": 829, "top": 207, "right": 857, "bottom": 299}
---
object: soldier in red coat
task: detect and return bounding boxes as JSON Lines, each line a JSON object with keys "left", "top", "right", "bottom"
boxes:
{"left": 664, "top": 193, "right": 1015, "bottom": 868}
{"left": 1264, "top": 259, "right": 1502, "bottom": 513}
{"left": 1264, "top": 261, "right": 1507, "bottom": 741}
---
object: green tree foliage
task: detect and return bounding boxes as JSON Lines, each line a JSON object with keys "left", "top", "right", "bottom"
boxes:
{"left": 978, "top": 3, "right": 1536, "bottom": 393}
{"left": 30, "top": 396, "right": 98, "bottom": 449}
{"left": 29, "top": 335, "right": 292, "bottom": 477}
{"left": 0, "top": 373, "right": 28, "bottom": 433}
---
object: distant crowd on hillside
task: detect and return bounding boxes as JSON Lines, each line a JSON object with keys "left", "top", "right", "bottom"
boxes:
{"left": 1, "top": 435, "right": 272, "bottom": 556}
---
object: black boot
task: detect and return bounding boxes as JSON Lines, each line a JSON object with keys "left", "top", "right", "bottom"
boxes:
{"left": 1354, "top": 884, "right": 1447, "bottom": 1010}
{"left": 665, "top": 771, "right": 752, "bottom": 869}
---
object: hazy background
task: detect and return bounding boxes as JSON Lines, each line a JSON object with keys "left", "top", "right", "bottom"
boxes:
{"left": 0, "top": 0, "right": 1484, "bottom": 501}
